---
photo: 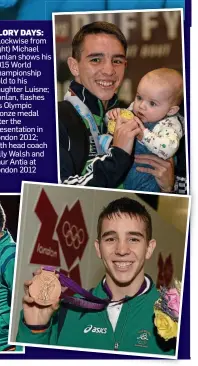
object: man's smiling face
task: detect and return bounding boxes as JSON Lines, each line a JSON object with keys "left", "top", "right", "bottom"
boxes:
{"left": 68, "top": 33, "right": 127, "bottom": 105}
{"left": 95, "top": 213, "right": 156, "bottom": 292}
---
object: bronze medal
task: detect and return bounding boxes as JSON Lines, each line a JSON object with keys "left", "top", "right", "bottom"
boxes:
{"left": 29, "top": 269, "right": 61, "bottom": 306}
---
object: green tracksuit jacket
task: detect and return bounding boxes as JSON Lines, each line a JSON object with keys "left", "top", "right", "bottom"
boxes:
{"left": 0, "top": 230, "right": 17, "bottom": 351}
{"left": 17, "top": 277, "right": 175, "bottom": 356}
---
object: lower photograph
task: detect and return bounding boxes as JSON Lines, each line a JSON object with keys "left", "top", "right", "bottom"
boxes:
{"left": 0, "top": 195, "right": 24, "bottom": 353}
{"left": 9, "top": 183, "right": 190, "bottom": 358}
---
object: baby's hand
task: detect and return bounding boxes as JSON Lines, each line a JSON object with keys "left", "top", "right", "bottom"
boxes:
{"left": 107, "top": 108, "right": 121, "bottom": 121}
{"left": 134, "top": 116, "right": 145, "bottom": 141}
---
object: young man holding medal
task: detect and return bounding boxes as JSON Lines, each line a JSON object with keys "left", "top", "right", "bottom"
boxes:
{"left": 59, "top": 21, "right": 177, "bottom": 193}
{"left": 17, "top": 197, "right": 176, "bottom": 356}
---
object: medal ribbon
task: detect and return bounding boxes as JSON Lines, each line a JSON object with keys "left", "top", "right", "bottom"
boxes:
{"left": 43, "top": 266, "right": 111, "bottom": 310}
{"left": 64, "top": 91, "right": 112, "bottom": 154}
{"left": 43, "top": 266, "right": 148, "bottom": 310}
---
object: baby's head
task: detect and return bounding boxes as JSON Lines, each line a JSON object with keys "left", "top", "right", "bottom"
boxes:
{"left": 133, "top": 68, "right": 183, "bottom": 123}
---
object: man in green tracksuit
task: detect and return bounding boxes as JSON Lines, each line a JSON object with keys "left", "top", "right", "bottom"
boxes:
{"left": 17, "top": 197, "right": 176, "bottom": 356}
{"left": 0, "top": 203, "right": 22, "bottom": 351}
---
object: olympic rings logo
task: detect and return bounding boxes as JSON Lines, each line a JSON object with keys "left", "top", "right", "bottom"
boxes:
{"left": 62, "top": 221, "right": 85, "bottom": 250}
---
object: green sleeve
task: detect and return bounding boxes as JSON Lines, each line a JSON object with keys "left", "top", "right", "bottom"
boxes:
{"left": 16, "top": 311, "right": 59, "bottom": 346}
{"left": 3, "top": 254, "right": 15, "bottom": 290}
{"left": 1, "top": 246, "right": 16, "bottom": 290}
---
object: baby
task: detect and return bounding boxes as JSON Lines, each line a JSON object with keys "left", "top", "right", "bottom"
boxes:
{"left": 107, "top": 68, "right": 184, "bottom": 192}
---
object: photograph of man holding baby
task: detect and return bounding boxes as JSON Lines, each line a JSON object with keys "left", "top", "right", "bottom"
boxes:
{"left": 54, "top": 10, "right": 187, "bottom": 194}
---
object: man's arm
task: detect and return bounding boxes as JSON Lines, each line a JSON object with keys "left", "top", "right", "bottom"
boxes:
{"left": 59, "top": 121, "right": 132, "bottom": 187}
{"left": 61, "top": 116, "right": 140, "bottom": 187}
{"left": 134, "top": 155, "right": 175, "bottom": 192}
{"left": 62, "top": 146, "right": 133, "bottom": 187}
{"left": 16, "top": 311, "right": 58, "bottom": 346}
{"left": 16, "top": 270, "right": 60, "bottom": 345}
{"left": 135, "top": 133, "right": 187, "bottom": 195}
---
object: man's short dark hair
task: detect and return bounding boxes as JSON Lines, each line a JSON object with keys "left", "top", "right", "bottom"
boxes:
{"left": 97, "top": 197, "right": 152, "bottom": 241}
{"left": 0, "top": 203, "right": 6, "bottom": 232}
{"left": 72, "top": 21, "right": 127, "bottom": 61}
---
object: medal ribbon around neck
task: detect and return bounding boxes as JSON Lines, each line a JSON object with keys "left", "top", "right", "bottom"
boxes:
{"left": 42, "top": 266, "right": 148, "bottom": 310}
{"left": 64, "top": 90, "right": 112, "bottom": 154}
{"left": 43, "top": 266, "right": 112, "bottom": 310}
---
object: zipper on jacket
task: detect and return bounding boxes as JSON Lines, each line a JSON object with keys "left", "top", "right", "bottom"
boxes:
{"left": 100, "top": 310, "right": 120, "bottom": 351}
{"left": 101, "top": 304, "right": 129, "bottom": 352}
{"left": 113, "top": 302, "right": 131, "bottom": 352}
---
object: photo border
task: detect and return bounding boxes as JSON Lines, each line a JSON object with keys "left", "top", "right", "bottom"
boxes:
{"left": 8, "top": 181, "right": 191, "bottom": 359}
{"left": 52, "top": 8, "right": 189, "bottom": 195}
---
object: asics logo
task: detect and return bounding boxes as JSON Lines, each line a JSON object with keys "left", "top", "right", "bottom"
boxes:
{"left": 84, "top": 325, "right": 93, "bottom": 333}
{"left": 62, "top": 221, "right": 85, "bottom": 250}
{"left": 83, "top": 325, "right": 107, "bottom": 334}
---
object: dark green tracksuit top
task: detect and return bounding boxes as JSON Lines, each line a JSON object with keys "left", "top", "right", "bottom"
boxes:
{"left": 17, "top": 278, "right": 175, "bottom": 356}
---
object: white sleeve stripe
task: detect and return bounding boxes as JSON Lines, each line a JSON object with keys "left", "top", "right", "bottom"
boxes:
{"left": 63, "top": 149, "right": 113, "bottom": 185}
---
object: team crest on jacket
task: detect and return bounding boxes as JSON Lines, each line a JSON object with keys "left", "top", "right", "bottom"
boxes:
{"left": 135, "top": 329, "right": 151, "bottom": 348}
